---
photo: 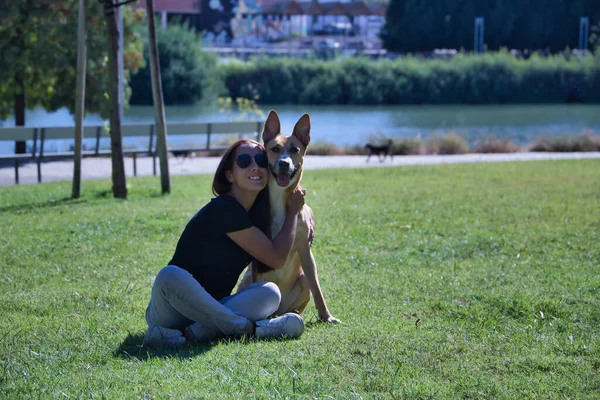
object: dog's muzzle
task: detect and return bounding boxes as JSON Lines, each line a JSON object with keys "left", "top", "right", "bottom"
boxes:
{"left": 270, "top": 158, "right": 299, "bottom": 187}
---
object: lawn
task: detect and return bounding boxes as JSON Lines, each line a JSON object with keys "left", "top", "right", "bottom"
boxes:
{"left": 0, "top": 160, "right": 599, "bottom": 399}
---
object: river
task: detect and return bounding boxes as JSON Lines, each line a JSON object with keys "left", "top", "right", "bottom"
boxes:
{"left": 1, "top": 104, "right": 599, "bottom": 154}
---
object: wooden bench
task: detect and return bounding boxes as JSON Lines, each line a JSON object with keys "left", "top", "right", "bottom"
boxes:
{"left": 0, "top": 121, "right": 264, "bottom": 184}
{"left": 0, "top": 127, "right": 40, "bottom": 184}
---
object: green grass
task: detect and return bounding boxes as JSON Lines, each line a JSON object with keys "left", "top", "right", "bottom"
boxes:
{"left": 1, "top": 160, "right": 599, "bottom": 399}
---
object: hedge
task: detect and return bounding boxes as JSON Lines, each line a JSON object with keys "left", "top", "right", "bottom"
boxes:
{"left": 222, "top": 51, "right": 600, "bottom": 105}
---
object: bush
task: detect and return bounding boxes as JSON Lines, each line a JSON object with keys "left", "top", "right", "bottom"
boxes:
{"left": 307, "top": 142, "right": 347, "bottom": 156}
{"left": 129, "top": 22, "right": 223, "bottom": 106}
{"left": 425, "top": 132, "right": 470, "bottom": 154}
{"left": 392, "top": 137, "right": 424, "bottom": 155}
{"left": 529, "top": 133, "right": 600, "bottom": 152}
{"left": 589, "top": 132, "right": 600, "bottom": 151}
{"left": 221, "top": 52, "right": 600, "bottom": 105}
{"left": 475, "top": 136, "right": 521, "bottom": 153}
{"left": 343, "top": 144, "right": 367, "bottom": 155}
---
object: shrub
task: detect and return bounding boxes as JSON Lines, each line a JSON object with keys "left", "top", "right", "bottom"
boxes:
{"left": 221, "top": 52, "right": 600, "bottom": 105}
{"left": 129, "top": 22, "right": 223, "bottom": 106}
{"left": 425, "top": 132, "right": 470, "bottom": 155}
{"left": 392, "top": 137, "right": 424, "bottom": 155}
{"left": 366, "top": 132, "right": 392, "bottom": 146}
{"left": 529, "top": 133, "right": 600, "bottom": 152}
{"left": 307, "top": 141, "right": 347, "bottom": 156}
{"left": 588, "top": 132, "right": 600, "bottom": 151}
{"left": 343, "top": 144, "right": 367, "bottom": 155}
{"left": 475, "top": 136, "right": 521, "bottom": 153}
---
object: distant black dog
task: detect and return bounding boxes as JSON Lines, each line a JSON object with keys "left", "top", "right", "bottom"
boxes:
{"left": 171, "top": 150, "right": 194, "bottom": 159}
{"left": 365, "top": 139, "right": 393, "bottom": 163}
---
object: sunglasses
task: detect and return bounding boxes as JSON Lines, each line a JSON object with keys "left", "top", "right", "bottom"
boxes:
{"left": 235, "top": 153, "right": 268, "bottom": 169}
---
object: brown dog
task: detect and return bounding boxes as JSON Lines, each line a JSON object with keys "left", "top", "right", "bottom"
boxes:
{"left": 237, "top": 110, "right": 339, "bottom": 323}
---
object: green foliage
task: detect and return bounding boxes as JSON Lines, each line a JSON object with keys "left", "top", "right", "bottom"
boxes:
{"left": 129, "top": 22, "right": 223, "bottom": 106}
{"left": 1, "top": 160, "right": 599, "bottom": 398}
{"left": 217, "top": 92, "right": 265, "bottom": 122}
{"left": 381, "top": 0, "right": 600, "bottom": 53}
{"left": 0, "top": 1, "right": 145, "bottom": 120}
{"left": 222, "top": 52, "right": 600, "bottom": 105}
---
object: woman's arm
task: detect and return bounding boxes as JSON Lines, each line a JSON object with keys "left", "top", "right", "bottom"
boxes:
{"left": 227, "top": 189, "right": 306, "bottom": 270}
{"left": 227, "top": 211, "right": 297, "bottom": 269}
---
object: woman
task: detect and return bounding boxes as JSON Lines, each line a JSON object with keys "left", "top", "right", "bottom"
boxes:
{"left": 143, "top": 139, "right": 306, "bottom": 347}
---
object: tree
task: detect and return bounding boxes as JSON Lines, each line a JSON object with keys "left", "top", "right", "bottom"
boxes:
{"left": 0, "top": 1, "right": 145, "bottom": 149}
{"left": 101, "top": 0, "right": 128, "bottom": 199}
{"left": 145, "top": 0, "right": 170, "bottom": 194}
{"left": 129, "top": 22, "right": 222, "bottom": 106}
{"left": 73, "top": 0, "right": 87, "bottom": 199}
{"left": 0, "top": 1, "right": 73, "bottom": 152}
{"left": 196, "top": 0, "right": 235, "bottom": 40}
{"left": 380, "top": 0, "right": 600, "bottom": 53}
{"left": 591, "top": 21, "right": 600, "bottom": 51}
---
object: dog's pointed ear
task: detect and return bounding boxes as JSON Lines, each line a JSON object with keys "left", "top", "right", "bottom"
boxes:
{"left": 292, "top": 114, "right": 311, "bottom": 146}
{"left": 262, "top": 110, "right": 280, "bottom": 144}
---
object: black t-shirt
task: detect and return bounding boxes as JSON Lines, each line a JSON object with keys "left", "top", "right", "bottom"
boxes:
{"left": 169, "top": 195, "right": 254, "bottom": 300}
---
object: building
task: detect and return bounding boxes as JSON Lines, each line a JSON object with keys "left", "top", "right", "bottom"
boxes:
{"left": 133, "top": 0, "right": 386, "bottom": 46}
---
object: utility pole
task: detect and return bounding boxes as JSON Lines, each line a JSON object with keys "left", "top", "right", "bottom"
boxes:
{"left": 146, "top": 0, "right": 171, "bottom": 193}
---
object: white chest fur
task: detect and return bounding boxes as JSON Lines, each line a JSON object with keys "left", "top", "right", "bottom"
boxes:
{"left": 268, "top": 184, "right": 288, "bottom": 238}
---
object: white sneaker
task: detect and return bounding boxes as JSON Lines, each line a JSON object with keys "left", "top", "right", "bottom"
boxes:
{"left": 142, "top": 324, "right": 187, "bottom": 347}
{"left": 255, "top": 313, "right": 305, "bottom": 339}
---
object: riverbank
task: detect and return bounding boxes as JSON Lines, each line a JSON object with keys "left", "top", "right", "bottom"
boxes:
{"left": 2, "top": 104, "right": 599, "bottom": 155}
{"left": 2, "top": 152, "right": 600, "bottom": 186}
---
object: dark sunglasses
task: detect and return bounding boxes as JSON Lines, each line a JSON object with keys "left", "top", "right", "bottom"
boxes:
{"left": 235, "top": 153, "right": 268, "bottom": 169}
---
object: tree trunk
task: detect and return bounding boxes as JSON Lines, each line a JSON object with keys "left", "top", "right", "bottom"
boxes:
{"left": 104, "top": 3, "right": 127, "bottom": 199}
{"left": 14, "top": 73, "right": 26, "bottom": 154}
{"left": 73, "top": 0, "right": 87, "bottom": 199}
{"left": 146, "top": 0, "right": 171, "bottom": 194}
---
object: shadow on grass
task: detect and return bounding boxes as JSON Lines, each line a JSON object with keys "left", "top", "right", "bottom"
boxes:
{"left": 114, "top": 332, "right": 217, "bottom": 360}
{"left": 1, "top": 188, "right": 141, "bottom": 213}
{"left": 95, "top": 187, "right": 169, "bottom": 199}
{"left": 304, "top": 316, "right": 343, "bottom": 329}
{"left": 0, "top": 196, "right": 88, "bottom": 214}
{"left": 114, "top": 329, "right": 305, "bottom": 361}
{"left": 93, "top": 189, "right": 113, "bottom": 199}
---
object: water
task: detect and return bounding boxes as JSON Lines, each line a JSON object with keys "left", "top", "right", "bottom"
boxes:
{"left": 1, "top": 104, "right": 599, "bottom": 154}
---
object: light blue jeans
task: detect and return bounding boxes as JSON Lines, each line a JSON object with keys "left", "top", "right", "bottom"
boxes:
{"left": 145, "top": 265, "right": 281, "bottom": 341}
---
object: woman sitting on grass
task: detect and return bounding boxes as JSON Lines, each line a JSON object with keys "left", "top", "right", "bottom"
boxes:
{"left": 143, "top": 139, "right": 306, "bottom": 347}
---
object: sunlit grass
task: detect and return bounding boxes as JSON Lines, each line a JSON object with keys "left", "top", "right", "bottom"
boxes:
{"left": 1, "top": 160, "right": 599, "bottom": 398}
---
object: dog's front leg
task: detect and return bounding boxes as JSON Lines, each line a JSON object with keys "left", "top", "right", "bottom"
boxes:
{"left": 298, "top": 243, "right": 340, "bottom": 323}
{"left": 236, "top": 265, "right": 254, "bottom": 292}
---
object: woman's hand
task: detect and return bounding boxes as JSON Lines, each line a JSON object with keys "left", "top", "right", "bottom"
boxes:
{"left": 286, "top": 188, "right": 306, "bottom": 215}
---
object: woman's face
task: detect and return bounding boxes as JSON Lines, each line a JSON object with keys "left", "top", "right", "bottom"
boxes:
{"left": 227, "top": 142, "right": 268, "bottom": 193}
